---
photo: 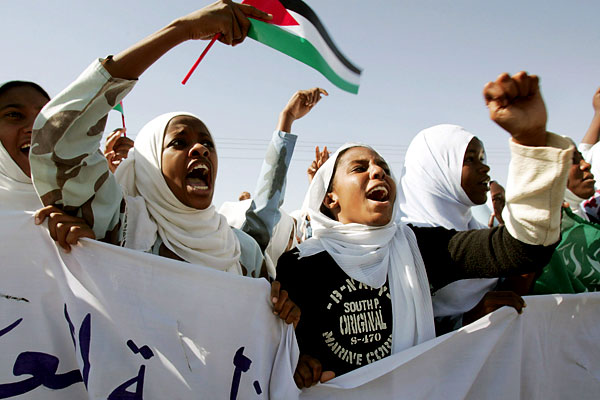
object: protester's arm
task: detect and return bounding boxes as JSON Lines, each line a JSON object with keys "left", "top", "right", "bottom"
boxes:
{"left": 412, "top": 72, "right": 574, "bottom": 289}
{"left": 102, "top": 1, "right": 271, "bottom": 80}
{"left": 30, "top": 60, "right": 133, "bottom": 242}
{"left": 581, "top": 87, "right": 600, "bottom": 145}
{"left": 242, "top": 88, "right": 327, "bottom": 249}
{"left": 30, "top": 2, "right": 271, "bottom": 242}
{"left": 483, "top": 71, "right": 573, "bottom": 245}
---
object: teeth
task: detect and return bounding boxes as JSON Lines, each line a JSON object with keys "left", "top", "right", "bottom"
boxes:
{"left": 192, "top": 164, "right": 208, "bottom": 172}
{"left": 368, "top": 185, "right": 388, "bottom": 196}
{"left": 20, "top": 143, "right": 31, "bottom": 150}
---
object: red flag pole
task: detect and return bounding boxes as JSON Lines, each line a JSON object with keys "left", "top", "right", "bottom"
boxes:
{"left": 181, "top": 33, "right": 221, "bottom": 85}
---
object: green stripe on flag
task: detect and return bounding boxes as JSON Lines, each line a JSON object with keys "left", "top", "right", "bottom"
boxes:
{"left": 248, "top": 19, "right": 359, "bottom": 94}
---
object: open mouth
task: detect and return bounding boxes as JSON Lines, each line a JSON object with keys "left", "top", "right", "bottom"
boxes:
{"left": 479, "top": 177, "right": 490, "bottom": 190}
{"left": 366, "top": 185, "right": 390, "bottom": 202}
{"left": 20, "top": 142, "right": 31, "bottom": 156}
{"left": 186, "top": 163, "right": 210, "bottom": 191}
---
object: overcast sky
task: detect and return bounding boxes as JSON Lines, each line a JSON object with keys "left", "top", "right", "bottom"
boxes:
{"left": 3, "top": 0, "right": 599, "bottom": 211}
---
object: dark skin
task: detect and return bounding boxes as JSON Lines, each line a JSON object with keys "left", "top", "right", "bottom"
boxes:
{"left": 104, "top": 128, "right": 134, "bottom": 173}
{"left": 33, "top": 2, "right": 301, "bottom": 329}
{"left": 294, "top": 71, "right": 551, "bottom": 389}
{"left": 461, "top": 137, "right": 490, "bottom": 205}
{"left": 0, "top": 86, "right": 49, "bottom": 177}
{"left": 566, "top": 150, "right": 595, "bottom": 199}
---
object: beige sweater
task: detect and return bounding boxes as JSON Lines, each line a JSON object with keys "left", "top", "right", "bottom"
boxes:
{"left": 504, "top": 133, "right": 574, "bottom": 246}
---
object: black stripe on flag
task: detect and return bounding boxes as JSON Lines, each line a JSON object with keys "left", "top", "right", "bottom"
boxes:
{"left": 279, "top": 0, "right": 362, "bottom": 75}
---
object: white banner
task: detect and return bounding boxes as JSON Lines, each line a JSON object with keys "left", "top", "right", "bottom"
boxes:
{"left": 2, "top": 204, "right": 600, "bottom": 399}
{"left": 0, "top": 207, "right": 299, "bottom": 399}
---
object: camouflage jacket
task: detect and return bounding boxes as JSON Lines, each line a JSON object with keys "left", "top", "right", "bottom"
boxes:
{"left": 30, "top": 59, "right": 296, "bottom": 268}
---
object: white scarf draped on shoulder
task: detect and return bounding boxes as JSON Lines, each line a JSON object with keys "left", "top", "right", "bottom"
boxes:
{"left": 115, "top": 112, "right": 241, "bottom": 274}
{"left": 296, "top": 143, "right": 435, "bottom": 353}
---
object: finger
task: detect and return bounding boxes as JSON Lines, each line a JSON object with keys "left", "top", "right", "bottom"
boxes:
{"left": 296, "top": 362, "right": 313, "bottom": 388}
{"left": 35, "top": 205, "right": 58, "bottom": 225}
{"left": 319, "top": 88, "right": 329, "bottom": 96}
{"left": 55, "top": 222, "right": 72, "bottom": 252}
{"left": 66, "top": 225, "right": 96, "bottom": 246}
{"left": 306, "top": 355, "right": 322, "bottom": 383}
{"left": 488, "top": 214, "right": 495, "bottom": 228}
{"left": 238, "top": 3, "right": 273, "bottom": 21}
{"left": 273, "top": 290, "right": 289, "bottom": 315}
{"left": 320, "top": 371, "right": 335, "bottom": 383}
{"left": 104, "top": 130, "right": 122, "bottom": 153}
{"left": 511, "top": 71, "right": 530, "bottom": 97}
{"left": 315, "top": 146, "right": 320, "bottom": 163}
{"left": 483, "top": 81, "right": 507, "bottom": 108}
{"left": 270, "top": 280, "right": 281, "bottom": 304}
{"left": 497, "top": 73, "right": 519, "bottom": 102}
{"left": 293, "top": 372, "right": 304, "bottom": 389}
{"left": 278, "top": 297, "right": 295, "bottom": 321}
{"left": 527, "top": 75, "right": 540, "bottom": 97}
{"left": 231, "top": 4, "right": 251, "bottom": 44}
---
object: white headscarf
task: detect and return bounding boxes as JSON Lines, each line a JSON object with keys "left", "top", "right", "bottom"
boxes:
{"left": 0, "top": 141, "right": 41, "bottom": 211}
{"left": 264, "top": 210, "right": 297, "bottom": 277}
{"left": 115, "top": 112, "right": 241, "bottom": 274}
{"left": 398, "top": 124, "right": 496, "bottom": 318}
{"left": 297, "top": 143, "right": 435, "bottom": 353}
{"left": 398, "top": 124, "right": 486, "bottom": 230}
{"left": 218, "top": 199, "right": 252, "bottom": 229}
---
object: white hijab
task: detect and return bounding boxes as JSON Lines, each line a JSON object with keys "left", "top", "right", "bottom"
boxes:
{"left": 297, "top": 143, "right": 435, "bottom": 353}
{"left": 264, "top": 210, "right": 297, "bottom": 277}
{"left": 398, "top": 124, "right": 486, "bottom": 230}
{"left": 0, "top": 141, "right": 42, "bottom": 211}
{"left": 398, "top": 124, "right": 496, "bottom": 318}
{"left": 115, "top": 112, "right": 241, "bottom": 274}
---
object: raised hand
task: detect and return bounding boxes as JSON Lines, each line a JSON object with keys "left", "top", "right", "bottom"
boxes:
{"left": 307, "top": 145, "right": 330, "bottom": 183}
{"left": 277, "top": 88, "right": 329, "bottom": 133}
{"left": 178, "top": 0, "right": 272, "bottom": 46}
{"left": 487, "top": 180, "right": 506, "bottom": 227}
{"left": 104, "top": 128, "right": 134, "bottom": 173}
{"left": 483, "top": 71, "right": 547, "bottom": 147}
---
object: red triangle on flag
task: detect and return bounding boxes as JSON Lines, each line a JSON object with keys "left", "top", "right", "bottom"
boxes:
{"left": 242, "top": 0, "right": 299, "bottom": 26}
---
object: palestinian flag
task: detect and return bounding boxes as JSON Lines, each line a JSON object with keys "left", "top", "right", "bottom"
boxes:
{"left": 112, "top": 101, "right": 126, "bottom": 129}
{"left": 242, "top": 0, "right": 362, "bottom": 94}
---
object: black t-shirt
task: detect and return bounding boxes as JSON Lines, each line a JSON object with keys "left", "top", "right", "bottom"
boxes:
{"left": 276, "top": 225, "right": 556, "bottom": 377}
{"left": 276, "top": 250, "right": 394, "bottom": 376}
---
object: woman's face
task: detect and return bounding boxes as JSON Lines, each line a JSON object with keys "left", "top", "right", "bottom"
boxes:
{"left": 161, "top": 115, "right": 217, "bottom": 209}
{"left": 567, "top": 150, "right": 595, "bottom": 199}
{"left": 0, "top": 86, "right": 49, "bottom": 177}
{"left": 461, "top": 137, "right": 490, "bottom": 205}
{"left": 325, "top": 147, "right": 396, "bottom": 226}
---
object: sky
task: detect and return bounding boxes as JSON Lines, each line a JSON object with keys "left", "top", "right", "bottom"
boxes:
{"left": 2, "top": 0, "right": 599, "bottom": 212}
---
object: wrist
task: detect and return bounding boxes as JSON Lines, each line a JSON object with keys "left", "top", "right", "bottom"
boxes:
{"left": 277, "top": 110, "right": 296, "bottom": 133}
{"left": 512, "top": 128, "right": 547, "bottom": 147}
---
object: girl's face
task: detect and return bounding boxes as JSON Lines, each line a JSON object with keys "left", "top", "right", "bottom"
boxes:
{"left": 567, "top": 150, "right": 595, "bottom": 199}
{"left": 461, "top": 138, "right": 490, "bottom": 205}
{"left": 324, "top": 147, "right": 396, "bottom": 226}
{"left": 0, "top": 86, "right": 49, "bottom": 177}
{"left": 161, "top": 115, "right": 217, "bottom": 210}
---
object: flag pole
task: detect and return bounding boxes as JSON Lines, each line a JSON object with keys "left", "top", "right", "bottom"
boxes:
{"left": 182, "top": 33, "right": 221, "bottom": 85}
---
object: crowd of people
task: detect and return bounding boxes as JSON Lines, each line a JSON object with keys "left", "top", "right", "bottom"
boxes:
{"left": 2, "top": 0, "right": 599, "bottom": 391}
